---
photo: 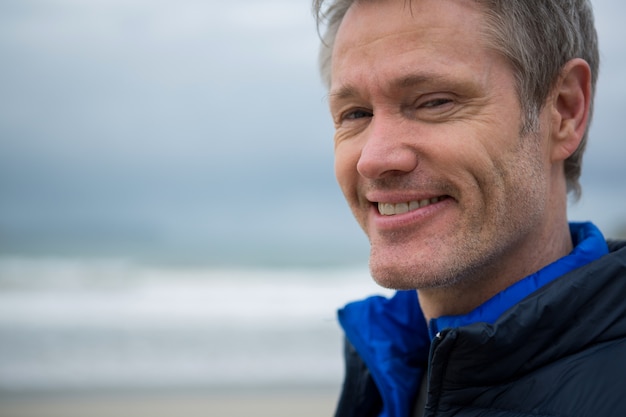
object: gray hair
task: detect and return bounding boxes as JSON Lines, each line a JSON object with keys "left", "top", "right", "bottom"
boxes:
{"left": 313, "top": 0, "right": 599, "bottom": 198}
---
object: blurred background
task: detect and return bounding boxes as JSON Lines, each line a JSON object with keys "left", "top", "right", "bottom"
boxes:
{"left": 0, "top": 0, "right": 624, "bottom": 416}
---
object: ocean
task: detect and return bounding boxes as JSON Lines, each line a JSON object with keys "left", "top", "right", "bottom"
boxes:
{"left": 0, "top": 256, "right": 392, "bottom": 396}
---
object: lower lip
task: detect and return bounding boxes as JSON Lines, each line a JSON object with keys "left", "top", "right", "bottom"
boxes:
{"left": 370, "top": 197, "right": 453, "bottom": 231}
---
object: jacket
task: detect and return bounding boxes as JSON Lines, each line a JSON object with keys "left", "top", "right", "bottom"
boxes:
{"left": 335, "top": 223, "right": 626, "bottom": 417}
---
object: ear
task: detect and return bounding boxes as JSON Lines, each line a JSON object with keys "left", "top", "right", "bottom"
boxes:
{"left": 549, "top": 58, "right": 592, "bottom": 162}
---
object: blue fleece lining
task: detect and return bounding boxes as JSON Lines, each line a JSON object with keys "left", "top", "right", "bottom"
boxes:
{"left": 338, "top": 222, "right": 608, "bottom": 417}
{"left": 338, "top": 290, "right": 430, "bottom": 417}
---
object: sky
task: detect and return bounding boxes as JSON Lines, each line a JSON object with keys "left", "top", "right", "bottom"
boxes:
{"left": 0, "top": 0, "right": 625, "bottom": 267}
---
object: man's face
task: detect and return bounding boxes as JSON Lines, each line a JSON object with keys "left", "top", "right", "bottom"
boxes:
{"left": 329, "top": 0, "right": 554, "bottom": 290}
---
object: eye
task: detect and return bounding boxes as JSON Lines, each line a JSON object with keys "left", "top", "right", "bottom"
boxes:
{"left": 344, "top": 109, "right": 373, "bottom": 120}
{"left": 421, "top": 97, "right": 453, "bottom": 108}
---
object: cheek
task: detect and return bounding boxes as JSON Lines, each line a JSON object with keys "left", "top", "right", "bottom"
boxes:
{"left": 472, "top": 136, "right": 547, "bottom": 219}
{"left": 334, "top": 143, "right": 370, "bottom": 229}
{"left": 334, "top": 143, "right": 359, "bottom": 194}
{"left": 435, "top": 137, "right": 498, "bottom": 189}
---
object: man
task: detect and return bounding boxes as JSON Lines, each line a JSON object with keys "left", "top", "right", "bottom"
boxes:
{"left": 312, "top": 0, "right": 626, "bottom": 416}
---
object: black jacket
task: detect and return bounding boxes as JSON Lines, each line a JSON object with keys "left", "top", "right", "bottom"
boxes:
{"left": 336, "top": 240, "right": 626, "bottom": 417}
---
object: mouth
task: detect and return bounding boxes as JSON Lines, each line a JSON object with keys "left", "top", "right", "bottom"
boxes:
{"left": 377, "top": 196, "right": 449, "bottom": 216}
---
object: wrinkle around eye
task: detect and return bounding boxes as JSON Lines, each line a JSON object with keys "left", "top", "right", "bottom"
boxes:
{"left": 333, "top": 116, "right": 372, "bottom": 143}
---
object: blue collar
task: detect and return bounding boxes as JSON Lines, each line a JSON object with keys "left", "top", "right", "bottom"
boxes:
{"left": 429, "top": 222, "right": 608, "bottom": 338}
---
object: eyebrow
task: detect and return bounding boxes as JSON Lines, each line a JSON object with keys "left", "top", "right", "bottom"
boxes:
{"left": 328, "top": 85, "right": 359, "bottom": 101}
{"left": 395, "top": 73, "right": 440, "bottom": 88}
{"left": 329, "top": 73, "right": 451, "bottom": 102}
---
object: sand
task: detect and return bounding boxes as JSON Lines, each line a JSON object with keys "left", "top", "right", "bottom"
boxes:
{"left": 0, "top": 389, "right": 339, "bottom": 417}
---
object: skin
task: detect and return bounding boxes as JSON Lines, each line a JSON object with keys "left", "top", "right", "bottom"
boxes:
{"left": 328, "top": 0, "right": 591, "bottom": 320}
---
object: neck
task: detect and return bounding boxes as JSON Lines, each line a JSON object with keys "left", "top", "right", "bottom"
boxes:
{"left": 417, "top": 220, "right": 573, "bottom": 322}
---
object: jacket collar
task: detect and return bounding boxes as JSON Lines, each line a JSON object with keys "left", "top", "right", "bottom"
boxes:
{"left": 436, "top": 239, "right": 626, "bottom": 387}
{"left": 429, "top": 222, "right": 609, "bottom": 338}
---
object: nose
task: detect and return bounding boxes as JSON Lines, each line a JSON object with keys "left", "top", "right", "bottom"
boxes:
{"left": 356, "top": 115, "right": 419, "bottom": 179}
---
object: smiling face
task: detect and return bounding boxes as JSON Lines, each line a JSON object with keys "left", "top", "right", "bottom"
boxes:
{"left": 329, "top": 0, "right": 562, "bottom": 293}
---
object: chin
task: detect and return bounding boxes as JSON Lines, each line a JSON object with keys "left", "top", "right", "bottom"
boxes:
{"left": 369, "top": 253, "right": 468, "bottom": 291}
{"left": 370, "top": 260, "right": 432, "bottom": 291}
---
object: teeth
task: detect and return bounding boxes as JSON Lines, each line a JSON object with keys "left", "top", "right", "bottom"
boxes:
{"left": 378, "top": 197, "right": 443, "bottom": 216}
{"left": 395, "top": 202, "right": 409, "bottom": 214}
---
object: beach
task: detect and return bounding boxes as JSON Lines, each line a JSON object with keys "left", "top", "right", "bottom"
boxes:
{"left": 0, "top": 259, "right": 389, "bottom": 417}
{"left": 0, "top": 389, "right": 337, "bottom": 417}
{"left": 0, "top": 389, "right": 339, "bottom": 417}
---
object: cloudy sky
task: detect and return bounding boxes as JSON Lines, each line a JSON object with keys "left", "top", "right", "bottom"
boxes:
{"left": 0, "top": 0, "right": 624, "bottom": 266}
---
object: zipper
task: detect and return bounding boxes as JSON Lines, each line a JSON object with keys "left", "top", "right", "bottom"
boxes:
{"left": 422, "top": 329, "right": 451, "bottom": 417}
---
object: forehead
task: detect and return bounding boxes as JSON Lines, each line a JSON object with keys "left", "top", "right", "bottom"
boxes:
{"left": 330, "top": 0, "right": 494, "bottom": 93}
{"left": 335, "top": 0, "right": 487, "bottom": 48}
